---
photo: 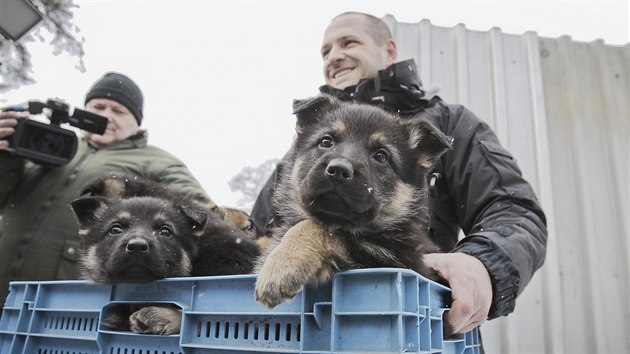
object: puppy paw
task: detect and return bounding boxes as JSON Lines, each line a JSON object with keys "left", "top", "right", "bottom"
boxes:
{"left": 102, "top": 312, "right": 131, "bottom": 331}
{"left": 255, "top": 220, "right": 340, "bottom": 308}
{"left": 255, "top": 255, "right": 308, "bottom": 308}
{"left": 129, "top": 306, "right": 182, "bottom": 335}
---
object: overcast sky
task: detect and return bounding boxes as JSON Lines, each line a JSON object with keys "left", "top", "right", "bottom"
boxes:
{"left": 2, "top": 0, "right": 628, "bottom": 210}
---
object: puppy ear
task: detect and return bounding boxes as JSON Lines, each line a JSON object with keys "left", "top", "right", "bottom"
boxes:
{"left": 79, "top": 175, "right": 128, "bottom": 198}
{"left": 408, "top": 120, "right": 453, "bottom": 168}
{"left": 79, "top": 177, "right": 107, "bottom": 197}
{"left": 292, "top": 94, "right": 337, "bottom": 135}
{"left": 179, "top": 204, "right": 208, "bottom": 230}
{"left": 70, "top": 196, "right": 108, "bottom": 227}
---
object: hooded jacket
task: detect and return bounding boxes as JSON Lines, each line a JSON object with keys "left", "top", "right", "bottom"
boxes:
{"left": 0, "top": 130, "right": 210, "bottom": 306}
{"left": 251, "top": 59, "right": 547, "bottom": 319}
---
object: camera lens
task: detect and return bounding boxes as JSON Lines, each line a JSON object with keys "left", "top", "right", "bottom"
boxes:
{"left": 28, "top": 130, "right": 71, "bottom": 156}
{"left": 11, "top": 119, "right": 78, "bottom": 166}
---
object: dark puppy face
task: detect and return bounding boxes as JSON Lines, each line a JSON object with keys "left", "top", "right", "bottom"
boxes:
{"left": 71, "top": 196, "right": 205, "bottom": 283}
{"left": 288, "top": 95, "right": 451, "bottom": 233}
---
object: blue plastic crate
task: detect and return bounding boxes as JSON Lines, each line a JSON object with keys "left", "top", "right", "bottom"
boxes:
{"left": 0, "top": 268, "right": 480, "bottom": 353}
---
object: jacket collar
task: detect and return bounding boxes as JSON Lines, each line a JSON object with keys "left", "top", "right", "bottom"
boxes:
{"left": 319, "top": 59, "right": 439, "bottom": 115}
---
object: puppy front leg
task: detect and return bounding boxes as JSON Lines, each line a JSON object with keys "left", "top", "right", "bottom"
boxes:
{"left": 129, "top": 305, "right": 182, "bottom": 335}
{"left": 255, "top": 219, "right": 349, "bottom": 308}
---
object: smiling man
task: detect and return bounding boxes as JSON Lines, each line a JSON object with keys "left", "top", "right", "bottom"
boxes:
{"left": 252, "top": 12, "right": 548, "bottom": 347}
{"left": 0, "top": 72, "right": 211, "bottom": 310}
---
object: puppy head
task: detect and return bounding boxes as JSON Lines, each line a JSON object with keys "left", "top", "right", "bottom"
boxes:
{"left": 70, "top": 195, "right": 207, "bottom": 283}
{"left": 288, "top": 94, "right": 452, "bottom": 232}
{"left": 213, "top": 206, "right": 261, "bottom": 238}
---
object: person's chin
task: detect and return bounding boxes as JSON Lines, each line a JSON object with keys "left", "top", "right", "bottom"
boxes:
{"left": 331, "top": 72, "right": 363, "bottom": 90}
{"left": 86, "top": 134, "right": 115, "bottom": 148}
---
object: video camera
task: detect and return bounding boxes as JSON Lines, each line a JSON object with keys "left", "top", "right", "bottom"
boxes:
{"left": 2, "top": 99, "right": 108, "bottom": 167}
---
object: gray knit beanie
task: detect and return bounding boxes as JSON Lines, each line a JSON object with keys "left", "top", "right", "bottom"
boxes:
{"left": 84, "top": 72, "right": 144, "bottom": 125}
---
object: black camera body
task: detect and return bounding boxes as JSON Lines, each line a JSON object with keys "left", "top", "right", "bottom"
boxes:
{"left": 3, "top": 99, "right": 108, "bottom": 166}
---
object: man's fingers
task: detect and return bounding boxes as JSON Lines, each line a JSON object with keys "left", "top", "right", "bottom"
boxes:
{"left": 424, "top": 253, "right": 492, "bottom": 334}
{"left": 449, "top": 304, "right": 487, "bottom": 334}
{"left": 0, "top": 128, "right": 15, "bottom": 147}
{"left": 444, "top": 282, "right": 475, "bottom": 333}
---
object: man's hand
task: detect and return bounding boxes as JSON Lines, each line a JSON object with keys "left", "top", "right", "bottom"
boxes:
{"left": 423, "top": 252, "right": 492, "bottom": 333}
{"left": 0, "top": 111, "right": 29, "bottom": 149}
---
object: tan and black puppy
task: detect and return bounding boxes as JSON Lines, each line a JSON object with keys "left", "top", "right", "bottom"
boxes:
{"left": 214, "top": 206, "right": 273, "bottom": 251}
{"left": 71, "top": 175, "right": 259, "bottom": 334}
{"left": 255, "top": 94, "right": 452, "bottom": 308}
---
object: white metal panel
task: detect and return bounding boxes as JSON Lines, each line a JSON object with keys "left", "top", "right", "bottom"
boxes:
{"left": 385, "top": 14, "right": 629, "bottom": 353}
{"left": 540, "top": 36, "right": 629, "bottom": 353}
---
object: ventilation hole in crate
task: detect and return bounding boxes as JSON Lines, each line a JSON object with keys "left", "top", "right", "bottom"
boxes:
{"left": 286, "top": 323, "right": 292, "bottom": 341}
{"left": 275, "top": 323, "right": 281, "bottom": 341}
{"left": 263, "top": 322, "right": 270, "bottom": 341}
{"left": 214, "top": 321, "right": 221, "bottom": 338}
{"left": 203, "top": 321, "right": 210, "bottom": 338}
{"left": 243, "top": 322, "right": 249, "bottom": 339}
{"left": 253, "top": 322, "right": 259, "bottom": 340}
{"left": 223, "top": 321, "right": 230, "bottom": 338}
{"left": 233, "top": 322, "right": 239, "bottom": 339}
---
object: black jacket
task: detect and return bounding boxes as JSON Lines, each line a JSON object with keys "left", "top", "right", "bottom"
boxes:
{"left": 251, "top": 59, "right": 547, "bottom": 319}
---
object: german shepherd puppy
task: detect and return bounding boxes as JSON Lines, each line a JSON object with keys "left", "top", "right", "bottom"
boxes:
{"left": 214, "top": 206, "right": 273, "bottom": 251}
{"left": 255, "top": 94, "right": 452, "bottom": 308}
{"left": 71, "top": 175, "right": 259, "bottom": 334}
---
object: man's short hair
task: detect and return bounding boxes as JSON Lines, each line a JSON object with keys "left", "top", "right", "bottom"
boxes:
{"left": 333, "top": 12, "right": 393, "bottom": 46}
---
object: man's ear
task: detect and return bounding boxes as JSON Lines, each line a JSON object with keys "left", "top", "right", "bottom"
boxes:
{"left": 292, "top": 94, "right": 337, "bottom": 135}
{"left": 385, "top": 38, "right": 397, "bottom": 65}
{"left": 70, "top": 196, "right": 108, "bottom": 227}
{"left": 408, "top": 120, "right": 453, "bottom": 169}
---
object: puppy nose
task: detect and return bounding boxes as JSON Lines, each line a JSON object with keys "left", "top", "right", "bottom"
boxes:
{"left": 326, "top": 158, "right": 354, "bottom": 184}
{"left": 126, "top": 238, "right": 149, "bottom": 253}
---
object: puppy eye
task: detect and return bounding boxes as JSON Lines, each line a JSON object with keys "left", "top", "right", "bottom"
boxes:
{"left": 373, "top": 149, "right": 389, "bottom": 163}
{"left": 109, "top": 224, "right": 123, "bottom": 235}
{"left": 158, "top": 226, "right": 172, "bottom": 238}
{"left": 243, "top": 222, "right": 254, "bottom": 232}
{"left": 320, "top": 136, "right": 334, "bottom": 148}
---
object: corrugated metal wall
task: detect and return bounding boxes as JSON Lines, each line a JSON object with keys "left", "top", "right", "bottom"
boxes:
{"left": 383, "top": 15, "right": 629, "bottom": 353}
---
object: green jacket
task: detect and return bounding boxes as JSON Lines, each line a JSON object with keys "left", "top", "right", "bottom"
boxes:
{"left": 0, "top": 130, "right": 210, "bottom": 305}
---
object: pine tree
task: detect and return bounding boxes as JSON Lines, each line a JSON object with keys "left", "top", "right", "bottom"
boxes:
{"left": 0, "top": 0, "right": 84, "bottom": 92}
{"left": 228, "top": 158, "right": 279, "bottom": 212}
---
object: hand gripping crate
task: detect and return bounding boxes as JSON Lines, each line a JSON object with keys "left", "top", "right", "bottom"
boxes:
{"left": 0, "top": 268, "right": 480, "bottom": 353}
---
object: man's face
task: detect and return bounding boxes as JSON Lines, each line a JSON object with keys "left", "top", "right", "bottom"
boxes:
{"left": 83, "top": 98, "right": 139, "bottom": 147}
{"left": 321, "top": 14, "right": 394, "bottom": 90}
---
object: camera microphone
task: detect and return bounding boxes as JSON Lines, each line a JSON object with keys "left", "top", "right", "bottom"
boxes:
{"left": 1, "top": 101, "right": 47, "bottom": 114}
